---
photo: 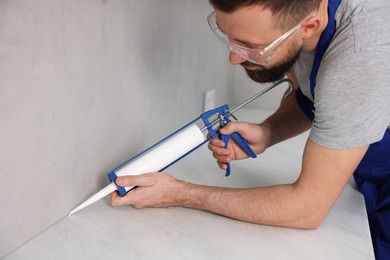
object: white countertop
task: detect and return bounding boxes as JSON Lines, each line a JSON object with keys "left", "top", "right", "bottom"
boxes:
{"left": 4, "top": 108, "right": 375, "bottom": 259}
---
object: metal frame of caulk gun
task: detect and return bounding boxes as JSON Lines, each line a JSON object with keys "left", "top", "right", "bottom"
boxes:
{"left": 68, "top": 78, "right": 293, "bottom": 216}
{"left": 200, "top": 78, "right": 294, "bottom": 132}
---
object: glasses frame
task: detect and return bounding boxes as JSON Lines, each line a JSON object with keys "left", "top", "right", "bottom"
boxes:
{"left": 207, "top": 11, "right": 314, "bottom": 65}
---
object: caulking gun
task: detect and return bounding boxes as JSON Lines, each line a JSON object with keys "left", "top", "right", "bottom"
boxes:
{"left": 69, "top": 78, "right": 293, "bottom": 215}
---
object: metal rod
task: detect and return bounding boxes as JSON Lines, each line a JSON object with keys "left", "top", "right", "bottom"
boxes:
{"left": 200, "top": 78, "right": 294, "bottom": 132}
{"left": 229, "top": 78, "right": 293, "bottom": 114}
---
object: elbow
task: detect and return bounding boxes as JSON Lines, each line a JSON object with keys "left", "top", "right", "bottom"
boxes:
{"left": 275, "top": 207, "right": 327, "bottom": 229}
{"left": 290, "top": 185, "right": 330, "bottom": 229}
{"left": 297, "top": 211, "right": 327, "bottom": 230}
{"left": 302, "top": 216, "right": 324, "bottom": 230}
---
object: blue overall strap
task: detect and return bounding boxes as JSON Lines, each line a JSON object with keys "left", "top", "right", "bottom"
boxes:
{"left": 354, "top": 129, "right": 390, "bottom": 259}
{"left": 309, "top": 0, "right": 340, "bottom": 97}
{"left": 295, "top": 0, "right": 341, "bottom": 120}
{"left": 296, "top": 88, "right": 315, "bottom": 121}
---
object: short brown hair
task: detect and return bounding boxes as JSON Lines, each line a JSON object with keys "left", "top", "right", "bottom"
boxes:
{"left": 209, "top": 0, "right": 321, "bottom": 27}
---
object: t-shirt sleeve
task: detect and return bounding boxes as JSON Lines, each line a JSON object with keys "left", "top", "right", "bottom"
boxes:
{"left": 309, "top": 51, "right": 390, "bottom": 149}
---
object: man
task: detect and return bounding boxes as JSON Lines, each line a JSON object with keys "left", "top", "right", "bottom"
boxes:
{"left": 111, "top": 0, "right": 390, "bottom": 258}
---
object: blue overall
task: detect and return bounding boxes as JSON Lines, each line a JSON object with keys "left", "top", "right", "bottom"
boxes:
{"left": 295, "top": 0, "right": 390, "bottom": 258}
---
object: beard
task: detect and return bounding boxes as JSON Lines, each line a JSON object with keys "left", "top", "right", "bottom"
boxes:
{"left": 243, "top": 43, "right": 302, "bottom": 83}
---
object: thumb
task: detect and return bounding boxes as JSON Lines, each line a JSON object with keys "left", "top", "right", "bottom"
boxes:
{"left": 219, "top": 121, "right": 242, "bottom": 135}
{"left": 115, "top": 175, "right": 137, "bottom": 187}
{"left": 116, "top": 173, "right": 156, "bottom": 187}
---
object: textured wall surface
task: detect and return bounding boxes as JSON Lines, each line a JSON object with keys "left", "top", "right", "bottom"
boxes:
{"left": 0, "top": 0, "right": 234, "bottom": 257}
{"left": 232, "top": 67, "right": 288, "bottom": 110}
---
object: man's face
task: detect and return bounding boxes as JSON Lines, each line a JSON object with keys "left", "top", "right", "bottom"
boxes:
{"left": 215, "top": 7, "right": 302, "bottom": 83}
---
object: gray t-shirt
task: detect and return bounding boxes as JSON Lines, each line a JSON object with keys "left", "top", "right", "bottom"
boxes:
{"left": 293, "top": 0, "right": 390, "bottom": 149}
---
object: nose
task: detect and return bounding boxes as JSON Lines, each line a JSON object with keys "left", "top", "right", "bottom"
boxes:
{"left": 229, "top": 51, "right": 246, "bottom": 65}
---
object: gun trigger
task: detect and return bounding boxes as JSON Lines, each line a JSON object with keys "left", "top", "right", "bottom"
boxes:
{"left": 219, "top": 134, "right": 232, "bottom": 177}
{"left": 231, "top": 132, "right": 257, "bottom": 158}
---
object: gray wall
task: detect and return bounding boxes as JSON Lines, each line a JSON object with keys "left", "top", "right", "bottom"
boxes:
{"left": 0, "top": 0, "right": 234, "bottom": 257}
{"left": 232, "top": 68, "right": 287, "bottom": 110}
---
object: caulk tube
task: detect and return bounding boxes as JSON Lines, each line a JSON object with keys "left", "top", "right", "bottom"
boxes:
{"left": 108, "top": 123, "right": 206, "bottom": 194}
{"left": 69, "top": 122, "right": 206, "bottom": 215}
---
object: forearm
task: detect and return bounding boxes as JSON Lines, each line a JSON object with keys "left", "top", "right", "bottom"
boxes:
{"left": 176, "top": 181, "right": 321, "bottom": 229}
{"left": 262, "top": 93, "right": 311, "bottom": 147}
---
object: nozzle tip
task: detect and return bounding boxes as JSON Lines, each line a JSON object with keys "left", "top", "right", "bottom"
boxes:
{"left": 68, "top": 208, "right": 77, "bottom": 216}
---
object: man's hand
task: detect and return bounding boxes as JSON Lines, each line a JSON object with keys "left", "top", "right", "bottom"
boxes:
{"left": 208, "top": 121, "right": 269, "bottom": 170}
{"left": 110, "top": 173, "right": 183, "bottom": 208}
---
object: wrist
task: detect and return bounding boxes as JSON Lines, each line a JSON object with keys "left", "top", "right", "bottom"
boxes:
{"left": 173, "top": 180, "right": 194, "bottom": 207}
{"left": 174, "top": 180, "right": 206, "bottom": 209}
{"left": 258, "top": 121, "right": 273, "bottom": 149}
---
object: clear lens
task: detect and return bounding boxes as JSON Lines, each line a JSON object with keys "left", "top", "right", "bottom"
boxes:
{"left": 207, "top": 11, "right": 302, "bottom": 65}
{"left": 207, "top": 12, "right": 258, "bottom": 53}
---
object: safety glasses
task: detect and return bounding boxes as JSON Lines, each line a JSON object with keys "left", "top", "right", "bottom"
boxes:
{"left": 207, "top": 11, "right": 307, "bottom": 65}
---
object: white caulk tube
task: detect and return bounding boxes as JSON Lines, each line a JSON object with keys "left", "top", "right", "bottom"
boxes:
{"left": 69, "top": 123, "right": 206, "bottom": 215}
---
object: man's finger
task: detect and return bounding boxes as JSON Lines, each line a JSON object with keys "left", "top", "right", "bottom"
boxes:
{"left": 220, "top": 121, "right": 250, "bottom": 136}
{"left": 116, "top": 173, "right": 157, "bottom": 187}
{"left": 110, "top": 191, "right": 131, "bottom": 207}
{"left": 209, "top": 138, "right": 226, "bottom": 147}
{"left": 219, "top": 122, "right": 237, "bottom": 135}
{"left": 212, "top": 151, "right": 231, "bottom": 163}
{"left": 218, "top": 161, "right": 228, "bottom": 170}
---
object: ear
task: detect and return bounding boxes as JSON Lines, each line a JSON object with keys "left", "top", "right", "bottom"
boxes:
{"left": 301, "top": 15, "right": 321, "bottom": 39}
